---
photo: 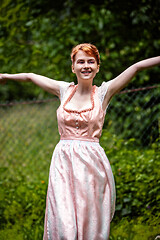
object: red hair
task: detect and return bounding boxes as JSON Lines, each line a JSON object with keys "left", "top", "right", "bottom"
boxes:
{"left": 71, "top": 43, "right": 100, "bottom": 66}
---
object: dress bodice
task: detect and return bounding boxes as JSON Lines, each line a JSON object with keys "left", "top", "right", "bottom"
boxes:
{"left": 57, "top": 83, "right": 107, "bottom": 142}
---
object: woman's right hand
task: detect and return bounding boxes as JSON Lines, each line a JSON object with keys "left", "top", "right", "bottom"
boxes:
{"left": 0, "top": 74, "right": 7, "bottom": 84}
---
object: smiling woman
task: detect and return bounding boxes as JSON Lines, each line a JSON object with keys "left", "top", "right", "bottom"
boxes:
{"left": 72, "top": 50, "right": 99, "bottom": 82}
{"left": 0, "top": 43, "right": 159, "bottom": 240}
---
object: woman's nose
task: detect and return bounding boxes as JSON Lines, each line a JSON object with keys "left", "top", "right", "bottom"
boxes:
{"left": 84, "top": 61, "right": 89, "bottom": 68}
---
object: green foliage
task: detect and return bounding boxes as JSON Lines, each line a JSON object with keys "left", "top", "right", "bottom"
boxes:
{"left": 0, "top": 103, "right": 159, "bottom": 239}
{"left": 100, "top": 130, "right": 160, "bottom": 221}
{"left": 0, "top": 0, "right": 160, "bottom": 101}
{"left": 105, "top": 86, "right": 160, "bottom": 146}
{"left": 110, "top": 217, "right": 160, "bottom": 240}
{"left": 0, "top": 179, "right": 45, "bottom": 240}
{"left": 0, "top": 101, "right": 59, "bottom": 182}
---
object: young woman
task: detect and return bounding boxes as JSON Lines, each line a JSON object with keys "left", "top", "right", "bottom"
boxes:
{"left": 0, "top": 43, "right": 160, "bottom": 240}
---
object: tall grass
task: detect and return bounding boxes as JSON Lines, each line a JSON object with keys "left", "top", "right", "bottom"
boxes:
{"left": 0, "top": 100, "right": 59, "bottom": 183}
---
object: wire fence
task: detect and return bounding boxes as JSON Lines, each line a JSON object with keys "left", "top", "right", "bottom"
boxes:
{"left": 106, "top": 85, "right": 160, "bottom": 146}
{"left": 0, "top": 85, "right": 159, "bottom": 174}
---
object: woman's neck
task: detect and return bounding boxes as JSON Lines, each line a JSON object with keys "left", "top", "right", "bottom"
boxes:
{"left": 76, "top": 81, "right": 93, "bottom": 95}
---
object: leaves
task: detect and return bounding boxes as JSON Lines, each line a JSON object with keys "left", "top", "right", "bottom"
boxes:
{"left": 0, "top": 0, "right": 159, "bottom": 101}
{"left": 100, "top": 130, "right": 160, "bottom": 220}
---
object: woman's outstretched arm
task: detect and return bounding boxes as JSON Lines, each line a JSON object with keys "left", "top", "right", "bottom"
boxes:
{"left": 0, "top": 73, "right": 61, "bottom": 97}
{"left": 103, "top": 56, "right": 160, "bottom": 108}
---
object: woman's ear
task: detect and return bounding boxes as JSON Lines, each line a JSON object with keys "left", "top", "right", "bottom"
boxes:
{"left": 96, "top": 65, "right": 100, "bottom": 73}
{"left": 72, "top": 64, "right": 75, "bottom": 73}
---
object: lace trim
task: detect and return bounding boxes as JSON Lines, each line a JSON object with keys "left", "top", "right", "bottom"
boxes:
{"left": 63, "top": 85, "right": 96, "bottom": 114}
{"left": 59, "top": 81, "right": 74, "bottom": 101}
{"left": 98, "top": 80, "right": 113, "bottom": 109}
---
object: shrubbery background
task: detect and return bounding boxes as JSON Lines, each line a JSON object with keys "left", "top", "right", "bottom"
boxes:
{"left": 0, "top": 0, "right": 160, "bottom": 102}
{"left": 0, "top": 102, "right": 159, "bottom": 239}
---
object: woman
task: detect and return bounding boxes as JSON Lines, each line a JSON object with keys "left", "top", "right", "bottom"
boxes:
{"left": 0, "top": 43, "right": 160, "bottom": 240}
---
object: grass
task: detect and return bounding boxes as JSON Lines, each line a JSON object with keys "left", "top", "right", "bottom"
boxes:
{"left": 0, "top": 100, "right": 59, "bottom": 183}
{"left": 0, "top": 100, "right": 159, "bottom": 239}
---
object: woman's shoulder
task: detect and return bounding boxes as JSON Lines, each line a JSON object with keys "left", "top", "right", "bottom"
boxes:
{"left": 59, "top": 81, "right": 75, "bottom": 101}
{"left": 97, "top": 80, "right": 114, "bottom": 108}
{"left": 98, "top": 80, "right": 114, "bottom": 89}
{"left": 97, "top": 79, "right": 114, "bottom": 96}
{"left": 59, "top": 80, "right": 74, "bottom": 88}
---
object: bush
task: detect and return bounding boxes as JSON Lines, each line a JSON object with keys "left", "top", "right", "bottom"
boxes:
{"left": 100, "top": 130, "right": 160, "bottom": 221}
{"left": 110, "top": 217, "right": 160, "bottom": 240}
{"left": 0, "top": 177, "right": 46, "bottom": 240}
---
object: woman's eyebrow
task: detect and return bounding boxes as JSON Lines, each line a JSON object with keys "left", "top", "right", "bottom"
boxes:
{"left": 77, "top": 58, "right": 95, "bottom": 61}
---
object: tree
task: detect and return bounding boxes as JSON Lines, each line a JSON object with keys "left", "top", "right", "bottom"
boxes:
{"left": 0, "top": 0, "right": 159, "bottom": 101}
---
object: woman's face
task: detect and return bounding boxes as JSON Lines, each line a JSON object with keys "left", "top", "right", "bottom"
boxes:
{"left": 72, "top": 50, "right": 99, "bottom": 83}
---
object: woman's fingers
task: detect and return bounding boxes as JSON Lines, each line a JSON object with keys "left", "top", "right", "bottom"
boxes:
{"left": 0, "top": 74, "right": 7, "bottom": 84}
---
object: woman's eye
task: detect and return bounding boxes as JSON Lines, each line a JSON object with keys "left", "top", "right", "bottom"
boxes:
{"left": 89, "top": 60, "right": 95, "bottom": 64}
{"left": 78, "top": 60, "right": 84, "bottom": 64}
{"left": 77, "top": 60, "right": 95, "bottom": 64}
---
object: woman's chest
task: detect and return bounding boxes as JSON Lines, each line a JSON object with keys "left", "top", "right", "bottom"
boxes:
{"left": 63, "top": 85, "right": 95, "bottom": 113}
{"left": 65, "top": 95, "right": 92, "bottom": 112}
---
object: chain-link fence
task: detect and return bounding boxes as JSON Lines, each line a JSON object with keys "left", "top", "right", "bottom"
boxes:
{"left": 106, "top": 85, "right": 160, "bottom": 146}
{"left": 0, "top": 85, "right": 159, "bottom": 179}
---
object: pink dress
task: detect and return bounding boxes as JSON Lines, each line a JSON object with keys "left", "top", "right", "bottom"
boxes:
{"left": 43, "top": 81, "right": 116, "bottom": 240}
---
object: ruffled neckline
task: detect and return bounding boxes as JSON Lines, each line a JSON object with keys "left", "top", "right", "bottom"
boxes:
{"left": 63, "top": 85, "right": 96, "bottom": 114}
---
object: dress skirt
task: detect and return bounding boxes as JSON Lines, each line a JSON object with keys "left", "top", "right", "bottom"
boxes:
{"left": 43, "top": 139, "right": 116, "bottom": 240}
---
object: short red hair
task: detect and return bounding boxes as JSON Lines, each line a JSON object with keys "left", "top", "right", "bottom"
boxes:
{"left": 71, "top": 43, "right": 100, "bottom": 66}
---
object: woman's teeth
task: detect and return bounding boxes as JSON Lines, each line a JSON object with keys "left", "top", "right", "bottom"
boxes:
{"left": 81, "top": 71, "right": 91, "bottom": 73}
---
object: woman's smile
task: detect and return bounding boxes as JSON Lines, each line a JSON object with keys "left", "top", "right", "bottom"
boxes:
{"left": 81, "top": 69, "right": 92, "bottom": 75}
